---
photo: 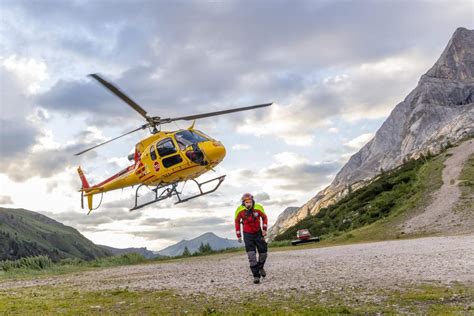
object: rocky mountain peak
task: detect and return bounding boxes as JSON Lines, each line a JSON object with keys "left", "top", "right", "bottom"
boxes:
{"left": 425, "top": 27, "right": 474, "bottom": 81}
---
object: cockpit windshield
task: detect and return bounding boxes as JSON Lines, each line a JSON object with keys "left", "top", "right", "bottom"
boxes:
{"left": 175, "top": 130, "right": 208, "bottom": 149}
{"left": 194, "top": 130, "right": 214, "bottom": 140}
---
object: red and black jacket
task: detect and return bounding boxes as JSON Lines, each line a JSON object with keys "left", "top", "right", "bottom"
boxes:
{"left": 234, "top": 203, "right": 267, "bottom": 238}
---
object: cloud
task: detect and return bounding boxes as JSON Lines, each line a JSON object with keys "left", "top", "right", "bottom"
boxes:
{"left": 254, "top": 192, "right": 270, "bottom": 201}
{"left": 236, "top": 49, "right": 433, "bottom": 145}
{"left": 10, "top": 1, "right": 470, "bottom": 131}
{"left": 130, "top": 216, "right": 231, "bottom": 241}
{"left": 260, "top": 152, "right": 343, "bottom": 191}
{"left": 0, "top": 135, "right": 99, "bottom": 182}
{"left": 0, "top": 195, "right": 13, "bottom": 205}
{"left": 0, "top": 60, "right": 104, "bottom": 183}
{"left": 41, "top": 207, "right": 143, "bottom": 232}
{"left": 261, "top": 197, "right": 299, "bottom": 207}
{"left": 0, "top": 63, "right": 44, "bottom": 159}
{"left": 2, "top": 55, "right": 48, "bottom": 94}
{"left": 0, "top": 119, "right": 41, "bottom": 157}
{"left": 232, "top": 144, "right": 251, "bottom": 150}
{"left": 171, "top": 216, "right": 228, "bottom": 227}
{"left": 344, "top": 133, "right": 374, "bottom": 149}
{"left": 253, "top": 192, "right": 299, "bottom": 207}
{"left": 130, "top": 230, "right": 187, "bottom": 241}
{"left": 140, "top": 217, "right": 171, "bottom": 225}
{"left": 37, "top": 77, "right": 137, "bottom": 120}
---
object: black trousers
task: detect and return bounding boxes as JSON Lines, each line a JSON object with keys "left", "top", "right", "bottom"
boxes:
{"left": 243, "top": 231, "right": 268, "bottom": 277}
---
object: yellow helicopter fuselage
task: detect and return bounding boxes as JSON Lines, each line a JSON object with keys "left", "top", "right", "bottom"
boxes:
{"left": 78, "top": 128, "right": 226, "bottom": 210}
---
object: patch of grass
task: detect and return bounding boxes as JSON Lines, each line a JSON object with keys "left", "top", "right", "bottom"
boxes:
{"left": 0, "top": 282, "right": 471, "bottom": 314}
{"left": 0, "top": 253, "right": 147, "bottom": 280}
{"left": 455, "top": 153, "right": 474, "bottom": 214}
{"left": 458, "top": 154, "right": 474, "bottom": 185}
{"left": 390, "top": 283, "right": 474, "bottom": 315}
{"left": 268, "top": 240, "right": 292, "bottom": 248}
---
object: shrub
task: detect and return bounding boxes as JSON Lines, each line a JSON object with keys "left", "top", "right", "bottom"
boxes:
{"left": 89, "top": 253, "right": 146, "bottom": 267}
{"left": 0, "top": 255, "right": 53, "bottom": 272}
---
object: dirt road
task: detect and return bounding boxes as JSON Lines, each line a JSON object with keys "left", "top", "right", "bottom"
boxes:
{"left": 404, "top": 139, "right": 474, "bottom": 234}
{"left": 1, "top": 235, "right": 473, "bottom": 297}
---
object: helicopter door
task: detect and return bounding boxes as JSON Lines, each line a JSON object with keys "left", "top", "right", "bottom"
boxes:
{"left": 156, "top": 138, "right": 183, "bottom": 168}
{"left": 174, "top": 130, "right": 207, "bottom": 165}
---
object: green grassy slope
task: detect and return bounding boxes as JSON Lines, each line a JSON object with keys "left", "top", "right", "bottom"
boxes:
{"left": 274, "top": 151, "right": 447, "bottom": 242}
{"left": 0, "top": 208, "right": 110, "bottom": 262}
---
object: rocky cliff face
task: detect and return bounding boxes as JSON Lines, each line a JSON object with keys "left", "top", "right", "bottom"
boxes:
{"left": 268, "top": 27, "right": 474, "bottom": 240}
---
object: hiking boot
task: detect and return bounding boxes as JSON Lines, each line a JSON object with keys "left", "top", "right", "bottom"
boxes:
{"left": 253, "top": 276, "right": 260, "bottom": 284}
{"left": 259, "top": 267, "right": 266, "bottom": 278}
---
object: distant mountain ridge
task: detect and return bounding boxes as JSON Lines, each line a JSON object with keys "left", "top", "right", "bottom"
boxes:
{"left": 98, "top": 245, "right": 160, "bottom": 259}
{"left": 157, "top": 232, "right": 242, "bottom": 257}
{"left": 0, "top": 208, "right": 110, "bottom": 261}
{"left": 268, "top": 27, "right": 474, "bottom": 240}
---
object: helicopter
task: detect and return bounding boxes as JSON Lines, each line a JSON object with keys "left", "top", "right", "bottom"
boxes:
{"left": 76, "top": 74, "right": 272, "bottom": 213}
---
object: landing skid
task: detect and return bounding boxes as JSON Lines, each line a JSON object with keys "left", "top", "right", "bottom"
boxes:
{"left": 130, "top": 175, "right": 226, "bottom": 211}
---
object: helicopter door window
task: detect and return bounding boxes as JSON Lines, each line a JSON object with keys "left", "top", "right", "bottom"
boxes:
{"left": 150, "top": 145, "right": 157, "bottom": 161}
{"left": 157, "top": 138, "right": 177, "bottom": 157}
{"left": 162, "top": 154, "right": 183, "bottom": 168}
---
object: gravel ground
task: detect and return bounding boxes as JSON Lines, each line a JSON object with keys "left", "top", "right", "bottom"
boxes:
{"left": 1, "top": 235, "right": 473, "bottom": 297}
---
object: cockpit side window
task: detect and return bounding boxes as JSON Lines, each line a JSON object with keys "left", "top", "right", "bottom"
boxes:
{"left": 157, "top": 138, "right": 177, "bottom": 157}
{"left": 175, "top": 130, "right": 208, "bottom": 149}
{"left": 150, "top": 145, "right": 157, "bottom": 161}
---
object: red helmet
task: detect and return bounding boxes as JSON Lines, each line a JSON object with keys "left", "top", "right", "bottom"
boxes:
{"left": 241, "top": 193, "right": 254, "bottom": 202}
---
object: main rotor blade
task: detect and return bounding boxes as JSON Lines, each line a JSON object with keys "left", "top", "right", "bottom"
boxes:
{"left": 163, "top": 102, "right": 273, "bottom": 122}
{"left": 89, "top": 74, "right": 150, "bottom": 121}
{"left": 74, "top": 125, "right": 148, "bottom": 156}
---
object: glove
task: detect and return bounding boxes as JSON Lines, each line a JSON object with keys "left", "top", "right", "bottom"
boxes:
{"left": 262, "top": 230, "right": 267, "bottom": 237}
{"left": 238, "top": 237, "right": 242, "bottom": 243}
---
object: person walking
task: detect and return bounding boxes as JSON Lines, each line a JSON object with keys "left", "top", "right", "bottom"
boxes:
{"left": 234, "top": 193, "right": 268, "bottom": 284}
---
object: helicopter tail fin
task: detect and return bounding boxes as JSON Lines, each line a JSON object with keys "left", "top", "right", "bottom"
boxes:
{"left": 78, "top": 167, "right": 94, "bottom": 213}
{"left": 77, "top": 166, "right": 90, "bottom": 189}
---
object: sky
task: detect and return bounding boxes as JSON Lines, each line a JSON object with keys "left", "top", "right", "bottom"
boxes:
{"left": 0, "top": 0, "right": 472, "bottom": 251}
